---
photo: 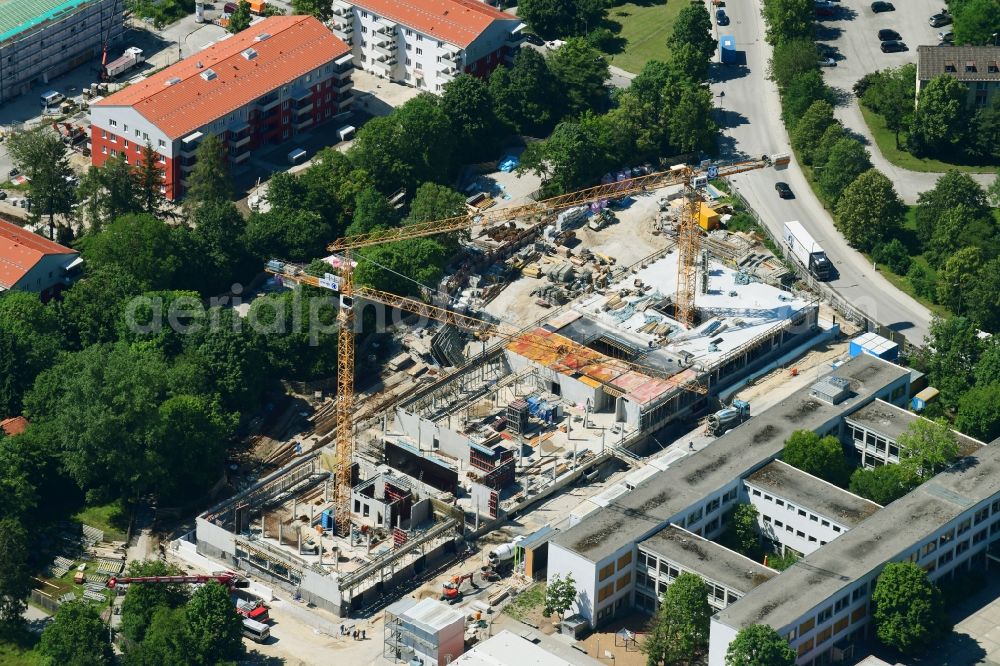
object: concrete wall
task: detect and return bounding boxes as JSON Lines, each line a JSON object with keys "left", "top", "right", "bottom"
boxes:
{"left": 395, "top": 408, "right": 473, "bottom": 464}
{"left": 708, "top": 620, "right": 739, "bottom": 666}
{"left": 300, "top": 568, "right": 345, "bottom": 615}
{"left": 546, "top": 542, "right": 599, "bottom": 624}
{"left": 196, "top": 517, "right": 236, "bottom": 561}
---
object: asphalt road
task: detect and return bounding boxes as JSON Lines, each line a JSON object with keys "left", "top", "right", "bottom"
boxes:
{"left": 708, "top": 1, "right": 933, "bottom": 344}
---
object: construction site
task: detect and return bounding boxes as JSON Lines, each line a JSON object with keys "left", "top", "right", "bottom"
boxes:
{"left": 189, "top": 157, "right": 840, "bottom": 623}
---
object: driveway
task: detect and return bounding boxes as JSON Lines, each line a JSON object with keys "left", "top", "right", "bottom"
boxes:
{"left": 816, "top": 0, "right": 995, "bottom": 201}
{"left": 708, "top": 0, "right": 933, "bottom": 344}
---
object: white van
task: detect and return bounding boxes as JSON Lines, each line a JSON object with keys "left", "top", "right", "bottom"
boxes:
{"left": 241, "top": 618, "right": 270, "bottom": 643}
{"left": 336, "top": 125, "right": 356, "bottom": 141}
{"left": 287, "top": 147, "right": 307, "bottom": 165}
{"left": 40, "top": 90, "right": 64, "bottom": 107}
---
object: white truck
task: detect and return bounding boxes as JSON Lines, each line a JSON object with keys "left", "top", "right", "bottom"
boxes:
{"left": 104, "top": 47, "right": 144, "bottom": 79}
{"left": 782, "top": 221, "right": 832, "bottom": 281}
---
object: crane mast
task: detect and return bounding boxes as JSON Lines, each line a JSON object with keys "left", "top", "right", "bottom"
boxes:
{"left": 268, "top": 156, "right": 773, "bottom": 539}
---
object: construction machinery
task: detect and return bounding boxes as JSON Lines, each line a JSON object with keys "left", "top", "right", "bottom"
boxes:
{"left": 440, "top": 572, "right": 477, "bottom": 604}
{"left": 487, "top": 539, "right": 521, "bottom": 566}
{"left": 706, "top": 399, "right": 750, "bottom": 436}
{"left": 266, "top": 157, "right": 774, "bottom": 540}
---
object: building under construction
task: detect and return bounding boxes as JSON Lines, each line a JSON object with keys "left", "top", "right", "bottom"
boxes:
{"left": 195, "top": 454, "right": 464, "bottom": 616}
{"left": 375, "top": 253, "right": 823, "bottom": 524}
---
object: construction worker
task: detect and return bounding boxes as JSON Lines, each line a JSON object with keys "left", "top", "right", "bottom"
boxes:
{"left": 688, "top": 441, "right": 694, "bottom": 451}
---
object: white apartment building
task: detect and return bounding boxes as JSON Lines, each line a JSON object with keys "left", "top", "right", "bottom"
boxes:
{"left": 330, "top": 0, "right": 524, "bottom": 93}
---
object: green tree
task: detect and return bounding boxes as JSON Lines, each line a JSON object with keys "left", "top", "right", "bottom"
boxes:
{"left": 924, "top": 203, "right": 999, "bottom": 269}
{"left": 849, "top": 464, "right": 918, "bottom": 505}
{"left": 185, "top": 134, "right": 233, "bottom": 209}
{"left": 245, "top": 207, "right": 332, "bottom": 262}
{"left": 643, "top": 572, "right": 711, "bottom": 666}
{"left": 6, "top": 127, "right": 76, "bottom": 238}
{"left": 39, "top": 601, "right": 113, "bottom": 666}
{"left": 120, "top": 560, "right": 190, "bottom": 643}
{"left": 354, "top": 238, "right": 450, "bottom": 296}
{"left": 955, "top": 383, "right": 1000, "bottom": 441}
{"left": 872, "top": 562, "right": 950, "bottom": 654}
{"left": 791, "top": 100, "right": 835, "bottom": 164}
{"left": 860, "top": 65, "right": 916, "bottom": 148}
{"left": 782, "top": 430, "right": 851, "bottom": 486}
{"left": 951, "top": 0, "right": 1000, "bottom": 46}
{"left": 897, "top": 418, "right": 960, "bottom": 480}
{"left": 975, "top": 340, "right": 1000, "bottom": 385}
{"left": 184, "top": 582, "right": 244, "bottom": 664}
{"left": 972, "top": 97, "right": 1000, "bottom": 161}
{"left": 818, "top": 138, "right": 872, "bottom": 204}
{"left": 914, "top": 171, "right": 990, "bottom": 246}
{"left": 519, "top": 119, "right": 606, "bottom": 194}
{"left": 348, "top": 186, "right": 399, "bottom": 236}
{"left": 668, "top": 4, "right": 715, "bottom": 62}
{"left": 724, "top": 624, "right": 795, "bottom": 666}
{"left": 908, "top": 74, "right": 971, "bottom": 156}
{"left": 489, "top": 48, "right": 558, "bottom": 136}
{"left": 59, "top": 268, "right": 144, "bottom": 347}
{"left": 227, "top": 0, "right": 252, "bottom": 32}
{"left": 440, "top": 75, "right": 502, "bottom": 163}
{"left": 518, "top": 0, "right": 605, "bottom": 38}
{"left": 873, "top": 238, "right": 912, "bottom": 274}
{"left": 835, "top": 169, "right": 905, "bottom": 251}
{"left": 190, "top": 201, "right": 255, "bottom": 293}
{"left": 406, "top": 182, "right": 467, "bottom": 225}
{"left": 727, "top": 503, "right": 760, "bottom": 555}
{"left": 668, "top": 83, "right": 717, "bottom": 154}
{"left": 781, "top": 70, "right": 831, "bottom": 130}
{"left": 247, "top": 289, "right": 339, "bottom": 379}
{"left": 812, "top": 121, "right": 846, "bottom": 167}
{"left": 988, "top": 171, "right": 1000, "bottom": 207}
{"left": 936, "top": 246, "right": 983, "bottom": 313}
{"left": 968, "top": 258, "right": 1000, "bottom": 333}
{"left": 0, "top": 292, "right": 65, "bottom": 416}
{"left": 543, "top": 574, "right": 577, "bottom": 618}
{"left": 186, "top": 308, "right": 272, "bottom": 413}
{"left": 669, "top": 42, "right": 709, "bottom": 82}
{"left": 80, "top": 213, "right": 188, "bottom": 291}
{"left": 291, "top": 0, "right": 332, "bottom": 21}
{"left": 150, "top": 395, "right": 234, "bottom": 497}
{"left": 76, "top": 166, "right": 107, "bottom": 232}
{"left": 0, "top": 518, "right": 31, "bottom": 631}
{"left": 137, "top": 143, "right": 167, "bottom": 218}
{"left": 123, "top": 606, "right": 190, "bottom": 666}
{"left": 770, "top": 38, "right": 820, "bottom": 90}
{"left": 96, "top": 156, "right": 142, "bottom": 223}
{"left": 907, "top": 261, "right": 938, "bottom": 301}
{"left": 761, "top": 0, "right": 813, "bottom": 44}
{"left": 914, "top": 316, "right": 984, "bottom": 410}
{"left": 546, "top": 38, "right": 610, "bottom": 118}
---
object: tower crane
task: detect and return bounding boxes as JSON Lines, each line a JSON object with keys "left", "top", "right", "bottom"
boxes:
{"left": 266, "top": 156, "right": 775, "bottom": 538}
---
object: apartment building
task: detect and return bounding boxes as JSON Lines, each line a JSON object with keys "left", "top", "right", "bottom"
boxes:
{"left": 844, "top": 399, "right": 985, "bottom": 469}
{"left": 916, "top": 45, "right": 1000, "bottom": 108}
{"left": 710, "top": 438, "right": 1000, "bottom": 666}
{"left": 0, "top": 0, "right": 123, "bottom": 104}
{"left": 89, "top": 16, "right": 352, "bottom": 200}
{"left": 545, "top": 354, "right": 911, "bottom": 628}
{"left": 0, "top": 217, "right": 82, "bottom": 299}
{"left": 330, "top": 0, "right": 524, "bottom": 93}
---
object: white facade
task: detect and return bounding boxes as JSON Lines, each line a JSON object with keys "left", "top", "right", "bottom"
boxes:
{"left": 747, "top": 484, "right": 850, "bottom": 557}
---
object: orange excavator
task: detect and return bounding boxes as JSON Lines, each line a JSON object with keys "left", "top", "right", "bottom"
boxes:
{"left": 440, "top": 572, "right": 477, "bottom": 604}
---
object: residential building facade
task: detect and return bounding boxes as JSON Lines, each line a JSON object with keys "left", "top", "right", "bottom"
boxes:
{"left": 0, "top": 0, "right": 124, "bottom": 104}
{"left": 916, "top": 45, "right": 1000, "bottom": 108}
{"left": 89, "top": 16, "right": 352, "bottom": 200}
{"left": 0, "top": 217, "right": 82, "bottom": 299}
{"left": 330, "top": 0, "right": 524, "bottom": 93}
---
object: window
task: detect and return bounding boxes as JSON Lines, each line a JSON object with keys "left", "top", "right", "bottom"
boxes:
{"left": 798, "top": 509, "right": 807, "bottom": 517}
{"left": 752, "top": 489, "right": 762, "bottom": 497}
{"left": 723, "top": 489, "right": 738, "bottom": 503}
{"left": 417, "top": 34, "right": 423, "bottom": 41}
{"left": 808, "top": 536, "right": 817, "bottom": 543}
{"left": 361, "top": 26, "right": 367, "bottom": 33}
{"left": 785, "top": 629, "right": 797, "bottom": 642}
{"left": 832, "top": 525, "right": 842, "bottom": 533}
{"left": 799, "top": 618, "right": 815, "bottom": 634}
{"left": 415, "top": 61, "right": 422, "bottom": 70}
{"left": 135, "top": 129, "right": 141, "bottom": 138}
{"left": 833, "top": 616, "right": 849, "bottom": 634}
{"left": 406, "top": 58, "right": 412, "bottom": 66}
{"left": 958, "top": 518, "right": 972, "bottom": 535}
{"left": 993, "top": 500, "right": 1000, "bottom": 514}
{"left": 822, "top": 519, "right": 830, "bottom": 527}
{"left": 101, "top": 129, "right": 107, "bottom": 139}
{"left": 775, "top": 519, "right": 783, "bottom": 528}
{"left": 687, "top": 508, "right": 703, "bottom": 525}
{"left": 975, "top": 507, "right": 990, "bottom": 525}
{"left": 597, "top": 583, "right": 614, "bottom": 602}
{"left": 143, "top": 132, "right": 149, "bottom": 141}
{"left": 775, "top": 499, "right": 784, "bottom": 507}
{"left": 405, "top": 28, "right": 413, "bottom": 35}
{"left": 817, "top": 606, "right": 832, "bottom": 623}
{"left": 618, "top": 552, "right": 632, "bottom": 569}
{"left": 416, "top": 47, "right": 423, "bottom": 55}
{"left": 109, "top": 119, "right": 117, "bottom": 127}
{"left": 796, "top": 530, "right": 805, "bottom": 538}
{"left": 810, "top": 514, "right": 819, "bottom": 522}
{"left": 636, "top": 571, "right": 651, "bottom": 589}
{"left": 797, "top": 638, "right": 814, "bottom": 657}
{"left": 599, "top": 563, "right": 615, "bottom": 581}
{"left": 707, "top": 498, "right": 721, "bottom": 513}
{"left": 764, "top": 494, "right": 773, "bottom": 502}
{"left": 124, "top": 140, "right": 129, "bottom": 149}
{"left": 922, "top": 541, "right": 937, "bottom": 558}
{"left": 360, "top": 10, "right": 367, "bottom": 17}
{"left": 852, "top": 584, "right": 867, "bottom": 602}
{"left": 406, "top": 43, "right": 412, "bottom": 51}
{"left": 438, "top": 41, "right": 443, "bottom": 47}
{"left": 786, "top": 525, "right": 794, "bottom": 533}
{"left": 110, "top": 149, "right": 117, "bottom": 157}
{"left": 763, "top": 515, "right": 772, "bottom": 523}
{"left": 101, "top": 146, "right": 107, "bottom": 154}
{"left": 973, "top": 529, "right": 987, "bottom": 544}
{"left": 956, "top": 539, "right": 970, "bottom": 555}
{"left": 938, "top": 550, "right": 954, "bottom": 566}
{"left": 616, "top": 572, "right": 631, "bottom": 590}
{"left": 123, "top": 155, "right": 128, "bottom": 164}
{"left": 940, "top": 529, "right": 954, "bottom": 545}
{"left": 851, "top": 605, "right": 867, "bottom": 623}
{"left": 834, "top": 595, "right": 849, "bottom": 612}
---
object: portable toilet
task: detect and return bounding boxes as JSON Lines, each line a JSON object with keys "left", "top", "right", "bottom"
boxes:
{"left": 698, "top": 202, "right": 720, "bottom": 231}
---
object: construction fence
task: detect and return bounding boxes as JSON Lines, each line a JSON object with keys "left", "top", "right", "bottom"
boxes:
{"left": 726, "top": 186, "right": 917, "bottom": 354}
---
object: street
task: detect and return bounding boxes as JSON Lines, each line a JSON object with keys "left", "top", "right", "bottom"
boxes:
{"left": 707, "top": 0, "right": 934, "bottom": 344}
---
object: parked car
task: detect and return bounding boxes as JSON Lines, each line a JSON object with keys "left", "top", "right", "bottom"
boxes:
{"left": 7, "top": 168, "right": 18, "bottom": 178}
{"left": 775, "top": 182, "right": 793, "bottom": 199}
{"left": 938, "top": 30, "right": 954, "bottom": 41}
{"left": 815, "top": 4, "right": 835, "bottom": 16}
{"left": 817, "top": 44, "right": 836, "bottom": 57}
{"left": 523, "top": 32, "right": 544, "bottom": 46}
{"left": 0, "top": 191, "right": 7, "bottom": 201}
{"left": 929, "top": 12, "right": 952, "bottom": 26}
{"left": 871, "top": 1, "right": 895, "bottom": 11}
{"left": 877, "top": 28, "right": 901, "bottom": 41}
{"left": 716, "top": 8, "right": 730, "bottom": 25}
{"left": 818, "top": 57, "right": 837, "bottom": 67}
{"left": 880, "top": 39, "right": 908, "bottom": 52}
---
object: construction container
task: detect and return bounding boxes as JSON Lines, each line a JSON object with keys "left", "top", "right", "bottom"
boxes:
{"left": 911, "top": 387, "right": 939, "bottom": 412}
{"left": 849, "top": 332, "right": 899, "bottom": 361}
{"left": 698, "top": 202, "right": 720, "bottom": 231}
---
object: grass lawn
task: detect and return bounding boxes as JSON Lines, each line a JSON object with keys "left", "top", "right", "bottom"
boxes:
{"left": 859, "top": 106, "right": 997, "bottom": 175}
{"left": 0, "top": 639, "right": 43, "bottom": 666}
{"left": 72, "top": 500, "right": 129, "bottom": 542}
{"left": 504, "top": 583, "right": 546, "bottom": 620}
{"left": 601, "top": 0, "right": 684, "bottom": 74}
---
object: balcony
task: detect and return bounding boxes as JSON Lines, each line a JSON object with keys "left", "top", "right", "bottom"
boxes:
{"left": 331, "top": 16, "right": 354, "bottom": 41}
{"left": 440, "top": 46, "right": 461, "bottom": 62}
{"left": 179, "top": 130, "right": 202, "bottom": 156}
{"left": 292, "top": 101, "right": 313, "bottom": 115}
{"left": 371, "top": 37, "right": 397, "bottom": 58}
{"left": 333, "top": 78, "right": 354, "bottom": 95}
{"left": 331, "top": 1, "right": 351, "bottom": 17}
{"left": 232, "top": 150, "right": 251, "bottom": 164}
{"left": 294, "top": 116, "right": 314, "bottom": 130}
{"left": 257, "top": 93, "right": 281, "bottom": 112}
{"left": 374, "top": 18, "right": 395, "bottom": 37}
{"left": 438, "top": 65, "right": 458, "bottom": 80}
{"left": 506, "top": 32, "right": 526, "bottom": 49}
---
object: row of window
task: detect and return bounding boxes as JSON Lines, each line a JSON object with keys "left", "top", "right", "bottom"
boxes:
{"left": 761, "top": 515, "right": 829, "bottom": 545}
{"left": 749, "top": 487, "right": 844, "bottom": 533}
{"left": 357, "top": 11, "right": 448, "bottom": 47}
{"left": 846, "top": 423, "right": 900, "bottom": 460}
{"left": 635, "top": 551, "right": 741, "bottom": 609}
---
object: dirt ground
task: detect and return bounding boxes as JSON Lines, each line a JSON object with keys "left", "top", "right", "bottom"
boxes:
{"left": 577, "top": 612, "right": 651, "bottom": 666}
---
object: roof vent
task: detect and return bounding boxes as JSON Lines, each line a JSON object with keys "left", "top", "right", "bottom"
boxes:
{"left": 200, "top": 68, "right": 217, "bottom": 81}
{"left": 255, "top": 32, "right": 271, "bottom": 42}
{"left": 241, "top": 48, "right": 258, "bottom": 60}
{"left": 196, "top": 60, "right": 203, "bottom": 68}
{"left": 164, "top": 76, "right": 182, "bottom": 86}
{"left": 810, "top": 376, "right": 852, "bottom": 405}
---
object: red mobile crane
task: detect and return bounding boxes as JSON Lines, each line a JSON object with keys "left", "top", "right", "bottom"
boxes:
{"left": 105, "top": 572, "right": 269, "bottom": 623}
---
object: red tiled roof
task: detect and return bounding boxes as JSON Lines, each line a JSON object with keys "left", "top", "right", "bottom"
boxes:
{"left": 0, "top": 416, "right": 28, "bottom": 437}
{"left": 351, "top": 0, "right": 519, "bottom": 48}
{"left": 94, "top": 16, "right": 350, "bottom": 140}
{"left": 0, "top": 217, "right": 75, "bottom": 289}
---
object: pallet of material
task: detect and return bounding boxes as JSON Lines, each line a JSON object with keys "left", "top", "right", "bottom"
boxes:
{"left": 522, "top": 264, "right": 542, "bottom": 278}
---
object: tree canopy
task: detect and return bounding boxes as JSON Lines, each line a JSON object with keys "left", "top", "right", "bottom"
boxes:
{"left": 835, "top": 169, "right": 905, "bottom": 251}
{"left": 6, "top": 127, "right": 76, "bottom": 238}
{"left": 782, "top": 430, "right": 851, "bottom": 487}
{"left": 872, "top": 562, "right": 950, "bottom": 654}
{"left": 818, "top": 138, "right": 872, "bottom": 204}
{"left": 849, "top": 464, "right": 918, "bottom": 505}
{"left": 896, "top": 418, "right": 960, "bottom": 479}
{"left": 517, "top": 0, "right": 606, "bottom": 38}
{"left": 724, "top": 624, "right": 795, "bottom": 666}
{"left": 39, "top": 601, "right": 113, "bottom": 666}
{"left": 643, "top": 572, "right": 711, "bottom": 665}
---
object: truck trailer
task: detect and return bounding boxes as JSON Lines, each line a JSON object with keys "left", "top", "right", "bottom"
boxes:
{"left": 104, "top": 47, "right": 144, "bottom": 79}
{"left": 782, "top": 220, "right": 832, "bottom": 280}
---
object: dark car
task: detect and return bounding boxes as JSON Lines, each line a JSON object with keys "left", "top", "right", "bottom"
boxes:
{"left": 871, "top": 1, "right": 895, "bottom": 11}
{"left": 716, "top": 8, "right": 730, "bottom": 25}
{"left": 775, "top": 182, "right": 793, "bottom": 199}
{"left": 523, "top": 32, "right": 544, "bottom": 46}
{"left": 0, "top": 191, "right": 7, "bottom": 201}
{"left": 880, "top": 39, "right": 907, "bottom": 52}
{"left": 877, "top": 28, "right": 901, "bottom": 41}
{"left": 929, "top": 12, "right": 952, "bottom": 26}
